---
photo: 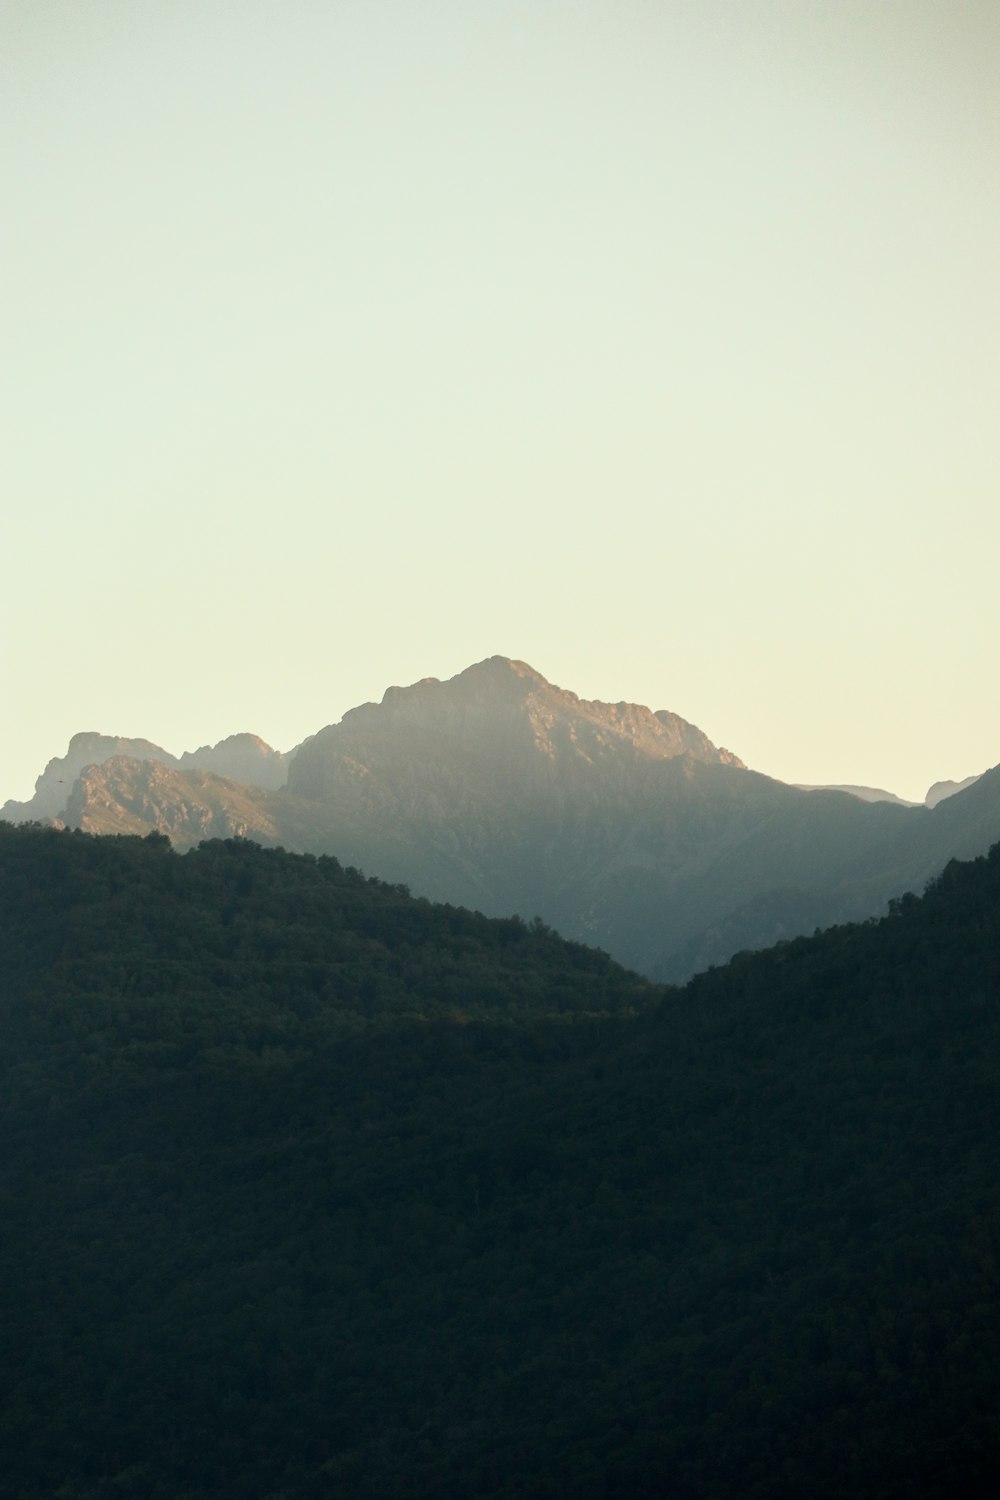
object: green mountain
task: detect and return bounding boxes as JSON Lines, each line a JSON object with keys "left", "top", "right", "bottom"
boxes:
{"left": 4, "top": 658, "right": 998, "bottom": 978}
{"left": 2, "top": 822, "right": 999, "bottom": 1498}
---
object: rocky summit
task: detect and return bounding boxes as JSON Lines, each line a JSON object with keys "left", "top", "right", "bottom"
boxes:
{"left": 288, "top": 656, "right": 743, "bottom": 805}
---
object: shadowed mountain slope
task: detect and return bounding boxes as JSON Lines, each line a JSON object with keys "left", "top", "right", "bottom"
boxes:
{"left": 653, "top": 763, "right": 1000, "bottom": 978}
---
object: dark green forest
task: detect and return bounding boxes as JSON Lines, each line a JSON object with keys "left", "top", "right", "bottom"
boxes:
{"left": 2, "top": 823, "right": 999, "bottom": 1498}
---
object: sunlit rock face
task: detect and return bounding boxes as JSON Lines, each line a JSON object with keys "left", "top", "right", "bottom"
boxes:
{"left": 2, "top": 731, "right": 289, "bottom": 826}
{"left": 1, "top": 733, "right": 177, "bottom": 823}
{"left": 61, "top": 756, "right": 283, "bottom": 847}
{"left": 288, "top": 655, "right": 742, "bottom": 804}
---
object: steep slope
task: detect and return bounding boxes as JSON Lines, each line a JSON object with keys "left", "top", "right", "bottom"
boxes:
{"left": 664, "top": 766, "right": 1000, "bottom": 977}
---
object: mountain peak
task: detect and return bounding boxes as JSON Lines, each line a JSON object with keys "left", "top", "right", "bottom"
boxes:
{"left": 925, "top": 773, "right": 982, "bottom": 809}
{"left": 66, "top": 731, "right": 169, "bottom": 758}
{"left": 461, "top": 655, "right": 550, "bottom": 683}
{"left": 178, "top": 734, "right": 289, "bottom": 790}
{"left": 292, "top": 657, "right": 743, "bottom": 814}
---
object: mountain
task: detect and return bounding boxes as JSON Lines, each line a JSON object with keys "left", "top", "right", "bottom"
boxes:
{"left": 289, "top": 656, "right": 745, "bottom": 793}
{"left": 0, "top": 731, "right": 178, "bottom": 822}
{"left": 5, "top": 657, "right": 1000, "bottom": 980}
{"left": 0, "top": 730, "right": 290, "bottom": 825}
{"left": 177, "top": 732, "right": 291, "bottom": 788}
{"left": 60, "top": 756, "right": 287, "bottom": 844}
{"left": 798, "top": 776, "right": 986, "bottom": 810}
{"left": 662, "top": 763, "right": 1000, "bottom": 974}
{"left": 795, "top": 781, "right": 919, "bottom": 807}
{"left": 2, "top": 823, "right": 999, "bottom": 1498}
{"left": 925, "top": 771, "right": 983, "bottom": 807}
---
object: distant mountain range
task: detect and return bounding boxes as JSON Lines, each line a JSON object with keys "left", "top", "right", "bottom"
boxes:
{"left": 3, "top": 657, "right": 995, "bottom": 979}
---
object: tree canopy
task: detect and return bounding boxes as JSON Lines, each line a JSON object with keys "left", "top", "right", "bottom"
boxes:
{"left": 2, "top": 823, "right": 999, "bottom": 1498}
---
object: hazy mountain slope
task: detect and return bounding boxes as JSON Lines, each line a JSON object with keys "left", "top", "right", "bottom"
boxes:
{"left": 2, "top": 825, "right": 999, "bottom": 1498}
{"left": 8, "top": 657, "right": 1000, "bottom": 979}
{"left": 795, "top": 781, "right": 919, "bottom": 806}
{"left": 282, "top": 657, "right": 1000, "bottom": 974}
{"left": 796, "top": 775, "right": 984, "bottom": 809}
{"left": 925, "top": 771, "right": 982, "bottom": 807}
{"left": 663, "top": 767, "right": 1000, "bottom": 976}
{"left": 833, "top": 762, "right": 1000, "bottom": 918}
{"left": 279, "top": 659, "right": 750, "bottom": 927}
{"left": 178, "top": 732, "right": 291, "bottom": 788}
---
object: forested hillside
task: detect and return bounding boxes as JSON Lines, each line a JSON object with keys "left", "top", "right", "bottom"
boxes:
{"left": 2, "top": 823, "right": 999, "bottom": 1498}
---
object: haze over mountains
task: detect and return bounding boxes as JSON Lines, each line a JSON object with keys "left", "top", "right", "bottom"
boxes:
{"left": 3, "top": 657, "right": 995, "bottom": 980}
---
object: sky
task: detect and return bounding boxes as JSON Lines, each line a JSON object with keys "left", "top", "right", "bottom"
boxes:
{"left": 3, "top": 0, "right": 999, "bottom": 805}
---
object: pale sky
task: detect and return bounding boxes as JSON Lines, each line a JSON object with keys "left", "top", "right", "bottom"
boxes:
{"left": 3, "top": 0, "right": 999, "bottom": 805}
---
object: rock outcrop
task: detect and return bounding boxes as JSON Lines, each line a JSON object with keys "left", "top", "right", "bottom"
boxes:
{"left": 1, "top": 733, "right": 177, "bottom": 823}
{"left": 3, "top": 730, "right": 289, "bottom": 825}
{"left": 62, "top": 757, "right": 284, "bottom": 846}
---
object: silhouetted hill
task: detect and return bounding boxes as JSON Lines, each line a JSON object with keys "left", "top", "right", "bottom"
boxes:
{"left": 1, "top": 823, "right": 999, "bottom": 1497}
{"left": 0, "top": 823, "right": 648, "bottom": 1031}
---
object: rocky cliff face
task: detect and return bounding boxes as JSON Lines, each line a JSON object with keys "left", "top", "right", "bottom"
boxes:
{"left": 61, "top": 757, "right": 285, "bottom": 846}
{"left": 2, "top": 731, "right": 289, "bottom": 825}
{"left": 1, "top": 733, "right": 177, "bottom": 823}
{"left": 288, "top": 656, "right": 742, "bottom": 804}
